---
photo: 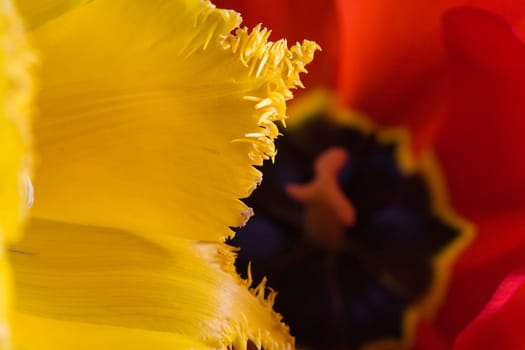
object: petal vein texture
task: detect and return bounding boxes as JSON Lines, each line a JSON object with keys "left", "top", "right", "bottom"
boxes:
{"left": 9, "top": 0, "right": 317, "bottom": 349}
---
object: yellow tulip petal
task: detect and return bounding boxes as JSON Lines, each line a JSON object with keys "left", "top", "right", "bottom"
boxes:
{"left": 0, "top": 0, "right": 33, "bottom": 247}
{"left": 0, "top": 253, "right": 13, "bottom": 350}
{"left": 8, "top": 1, "right": 317, "bottom": 348}
{"left": 12, "top": 312, "right": 213, "bottom": 350}
{"left": 10, "top": 219, "right": 293, "bottom": 350}
{"left": 25, "top": 0, "right": 318, "bottom": 245}
{"left": 14, "top": 0, "right": 91, "bottom": 29}
{"left": 0, "top": 2, "right": 33, "bottom": 348}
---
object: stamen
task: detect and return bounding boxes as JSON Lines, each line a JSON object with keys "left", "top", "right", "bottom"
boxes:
{"left": 285, "top": 147, "right": 355, "bottom": 247}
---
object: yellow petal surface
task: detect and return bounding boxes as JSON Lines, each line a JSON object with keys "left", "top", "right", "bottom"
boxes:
{"left": 0, "top": 1, "right": 33, "bottom": 349}
{"left": 24, "top": 0, "right": 318, "bottom": 245}
{"left": 0, "top": 253, "right": 12, "bottom": 350}
{"left": 0, "top": 0, "right": 33, "bottom": 250}
{"left": 14, "top": 0, "right": 92, "bottom": 29}
{"left": 12, "top": 312, "right": 213, "bottom": 350}
{"left": 10, "top": 219, "right": 292, "bottom": 350}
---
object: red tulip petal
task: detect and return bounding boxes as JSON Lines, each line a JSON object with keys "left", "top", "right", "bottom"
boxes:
{"left": 413, "top": 319, "right": 450, "bottom": 350}
{"left": 459, "top": 208, "right": 525, "bottom": 272}
{"left": 436, "top": 206, "right": 525, "bottom": 341}
{"left": 436, "top": 208, "right": 525, "bottom": 342}
{"left": 436, "top": 172, "right": 525, "bottom": 340}
{"left": 336, "top": 0, "right": 446, "bottom": 115}
{"left": 431, "top": 7, "right": 525, "bottom": 343}
{"left": 437, "top": 233, "right": 525, "bottom": 342}
{"left": 451, "top": 271, "right": 525, "bottom": 350}
{"left": 336, "top": 0, "right": 450, "bottom": 151}
{"left": 436, "top": 7, "right": 525, "bottom": 220}
{"left": 212, "top": 0, "right": 339, "bottom": 89}
{"left": 336, "top": 0, "right": 525, "bottom": 157}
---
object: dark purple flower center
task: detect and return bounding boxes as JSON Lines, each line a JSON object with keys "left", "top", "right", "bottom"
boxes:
{"left": 228, "top": 110, "right": 467, "bottom": 350}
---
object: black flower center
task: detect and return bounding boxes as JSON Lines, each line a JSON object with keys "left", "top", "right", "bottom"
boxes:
{"left": 229, "top": 109, "right": 468, "bottom": 350}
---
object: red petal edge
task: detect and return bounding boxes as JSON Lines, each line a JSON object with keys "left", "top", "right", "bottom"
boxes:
{"left": 452, "top": 271, "right": 525, "bottom": 350}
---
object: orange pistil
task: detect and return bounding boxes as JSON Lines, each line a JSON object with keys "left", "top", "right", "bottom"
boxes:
{"left": 285, "top": 147, "right": 355, "bottom": 248}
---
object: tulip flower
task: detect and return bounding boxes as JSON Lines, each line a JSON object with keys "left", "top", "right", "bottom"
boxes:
{"left": 1, "top": 0, "right": 317, "bottom": 349}
{"left": 215, "top": 1, "right": 525, "bottom": 349}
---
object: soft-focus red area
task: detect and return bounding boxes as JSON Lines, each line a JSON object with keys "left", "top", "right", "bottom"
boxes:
{"left": 436, "top": 8, "right": 525, "bottom": 220}
{"left": 458, "top": 209, "right": 525, "bottom": 272}
{"left": 336, "top": 0, "right": 451, "bottom": 157}
{"left": 212, "top": 0, "right": 340, "bottom": 89}
{"left": 439, "top": 236, "right": 525, "bottom": 343}
{"left": 451, "top": 272, "right": 525, "bottom": 350}
{"left": 444, "top": 211, "right": 525, "bottom": 339}
{"left": 433, "top": 7, "right": 525, "bottom": 342}
{"left": 413, "top": 319, "right": 450, "bottom": 350}
{"left": 335, "top": 0, "right": 525, "bottom": 157}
